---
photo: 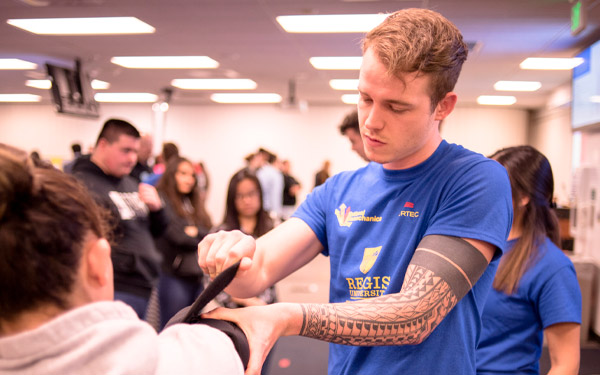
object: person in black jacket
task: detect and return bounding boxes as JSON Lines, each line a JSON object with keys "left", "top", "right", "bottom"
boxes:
{"left": 155, "top": 156, "right": 213, "bottom": 329}
{"left": 72, "top": 119, "right": 168, "bottom": 319}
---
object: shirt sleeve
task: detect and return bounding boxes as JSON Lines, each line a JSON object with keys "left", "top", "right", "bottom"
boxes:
{"left": 292, "top": 181, "right": 330, "bottom": 254}
{"left": 424, "top": 159, "right": 513, "bottom": 257}
{"left": 536, "top": 264, "right": 582, "bottom": 328}
{"left": 156, "top": 324, "right": 244, "bottom": 375}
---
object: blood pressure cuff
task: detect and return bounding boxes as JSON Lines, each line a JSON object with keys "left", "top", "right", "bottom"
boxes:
{"left": 164, "top": 261, "right": 250, "bottom": 369}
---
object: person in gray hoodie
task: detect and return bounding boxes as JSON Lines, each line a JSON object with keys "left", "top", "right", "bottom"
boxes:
{"left": 0, "top": 143, "right": 244, "bottom": 375}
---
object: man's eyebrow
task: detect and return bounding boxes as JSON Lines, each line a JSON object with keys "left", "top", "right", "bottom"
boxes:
{"left": 385, "top": 99, "right": 413, "bottom": 107}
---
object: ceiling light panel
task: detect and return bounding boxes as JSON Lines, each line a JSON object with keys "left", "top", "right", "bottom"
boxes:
{"left": 210, "top": 93, "right": 282, "bottom": 104}
{"left": 519, "top": 57, "right": 584, "bottom": 70}
{"left": 111, "top": 56, "right": 219, "bottom": 69}
{"left": 341, "top": 94, "right": 359, "bottom": 104}
{"left": 493, "top": 81, "right": 542, "bottom": 91}
{"left": 25, "top": 79, "right": 51, "bottom": 89}
{"left": 94, "top": 93, "right": 158, "bottom": 103}
{"left": 171, "top": 79, "right": 257, "bottom": 90}
{"left": 7, "top": 17, "right": 155, "bottom": 35}
{"left": 91, "top": 80, "right": 110, "bottom": 90}
{"left": 0, "top": 58, "right": 37, "bottom": 70}
{"left": 26, "top": 79, "right": 110, "bottom": 90}
{"left": 310, "top": 57, "right": 362, "bottom": 70}
{"left": 330, "top": 79, "right": 359, "bottom": 90}
{"left": 276, "top": 14, "right": 388, "bottom": 33}
{"left": 0, "top": 94, "right": 41, "bottom": 102}
{"left": 477, "top": 95, "right": 517, "bottom": 106}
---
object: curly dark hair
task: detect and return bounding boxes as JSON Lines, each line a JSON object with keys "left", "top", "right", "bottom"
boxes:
{"left": 0, "top": 143, "right": 109, "bottom": 323}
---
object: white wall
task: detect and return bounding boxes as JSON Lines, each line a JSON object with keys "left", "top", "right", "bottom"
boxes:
{"left": 0, "top": 102, "right": 529, "bottom": 223}
{"left": 442, "top": 105, "right": 529, "bottom": 156}
{"left": 530, "top": 105, "right": 574, "bottom": 207}
{"left": 529, "top": 84, "right": 575, "bottom": 207}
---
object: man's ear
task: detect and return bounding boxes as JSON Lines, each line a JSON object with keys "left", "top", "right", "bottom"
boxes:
{"left": 434, "top": 92, "right": 457, "bottom": 121}
{"left": 83, "top": 237, "right": 113, "bottom": 300}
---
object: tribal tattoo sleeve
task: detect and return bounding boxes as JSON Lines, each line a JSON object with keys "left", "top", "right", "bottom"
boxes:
{"left": 299, "top": 235, "right": 489, "bottom": 346}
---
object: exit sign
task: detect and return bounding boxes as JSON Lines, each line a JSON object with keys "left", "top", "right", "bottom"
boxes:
{"left": 571, "top": 0, "right": 587, "bottom": 36}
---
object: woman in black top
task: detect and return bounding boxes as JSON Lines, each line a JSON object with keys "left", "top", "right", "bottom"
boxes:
{"left": 155, "top": 156, "right": 212, "bottom": 329}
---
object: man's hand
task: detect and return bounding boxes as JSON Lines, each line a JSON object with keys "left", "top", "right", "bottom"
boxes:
{"left": 198, "top": 230, "right": 256, "bottom": 279}
{"left": 138, "top": 183, "right": 162, "bottom": 211}
{"left": 202, "top": 303, "right": 302, "bottom": 375}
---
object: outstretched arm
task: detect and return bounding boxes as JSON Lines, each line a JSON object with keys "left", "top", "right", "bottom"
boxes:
{"left": 205, "top": 235, "right": 496, "bottom": 374}
{"left": 298, "top": 235, "right": 494, "bottom": 345}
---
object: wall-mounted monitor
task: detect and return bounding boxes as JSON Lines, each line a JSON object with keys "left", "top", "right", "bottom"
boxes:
{"left": 572, "top": 39, "right": 600, "bottom": 130}
{"left": 46, "top": 60, "right": 99, "bottom": 118}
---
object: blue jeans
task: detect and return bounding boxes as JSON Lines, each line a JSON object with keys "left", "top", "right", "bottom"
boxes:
{"left": 114, "top": 290, "right": 149, "bottom": 320}
{"left": 158, "top": 273, "right": 204, "bottom": 330}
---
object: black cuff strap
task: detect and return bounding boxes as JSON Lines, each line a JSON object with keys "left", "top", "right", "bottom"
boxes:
{"left": 164, "top": 261, "right": 250, "bottom": 369}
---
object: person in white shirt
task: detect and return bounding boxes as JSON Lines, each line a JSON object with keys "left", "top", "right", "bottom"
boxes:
{"left": 0, "top": 143, "right": 244, "bottom": 375}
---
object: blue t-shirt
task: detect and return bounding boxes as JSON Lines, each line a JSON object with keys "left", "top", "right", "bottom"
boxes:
{"left": 476, "top": 237, "right": 582, "bottom": 375}
{"left": 293, "top": 141, "right": 513, "bottom": 375}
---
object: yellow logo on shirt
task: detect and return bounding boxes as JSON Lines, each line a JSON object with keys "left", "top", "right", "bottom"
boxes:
{"left": 335, "top": 203, "right": 382, "bottom": 227}
{"left": 359, "top": 246, "right": 382, "bottom": 274}
{"left": 344, "top": 246, "right": 391, "bottom": 300}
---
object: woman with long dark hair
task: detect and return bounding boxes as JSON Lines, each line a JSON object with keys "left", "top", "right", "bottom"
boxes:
{"left": 155, "top": 156, "right": 212, "bottom": 329}
{"left": 477, "top": 145, "right": 581, "bottom": 375}
{"left": 213, "top": 169, "right": 276, "bottom": 374}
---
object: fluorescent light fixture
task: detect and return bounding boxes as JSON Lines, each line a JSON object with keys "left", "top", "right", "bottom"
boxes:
{"left": 25, "top": 78, "right": 110, "bottom": 90}
{"left": 310, "top": 57, "right": 362, "bottom": 70}
{"left": 519, "top": 57, "right": 584, "bottom": 70}
{"left": 25, "top": 79, "right": 52, "bottom": 89}
{"left": 330, "top": 79, "right": 359, "bottom": 90}
{"left": 94, "top": 93, "right": 158, "bottom": 103}
{"left": 476, "top": 95, "right": 517, "bottom": 106}
{"left": 6, "top": 17, "right": 155, "bottom": 35}
{"left": 276, "top": 13, "right": 388, "bottom": 33}
{"left": 493, "top": 81, "right": 541, "bottom": 92}
{"left": 210, "top": 93, "right": 282, "bottom": 104}
{"left": 0, "top": 58, "right": 37, "bottom": 70}
{"left": 171, "top": 78, "right": 257, "bottom": 90}
{"left": 0, "top": 94, "right": 41, "bottom": 102}
{"left": 590, "top": 96, "right": 600, "bottom": 103}
{"left": 341, "top": 94, "right": 359, "bottom": 104}
{"left": 91, "top": 79, "right": 110, "bottom": 90}
{"left": 111, "top": 56, "right": 218, "bottom": 69}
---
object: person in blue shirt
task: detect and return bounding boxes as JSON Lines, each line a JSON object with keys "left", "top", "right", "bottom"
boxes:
{"left": 197, "top": 8, "right": 512, "bottom": 375}
{"left": 477, "top": 145, "right": 581, "bottom": 375}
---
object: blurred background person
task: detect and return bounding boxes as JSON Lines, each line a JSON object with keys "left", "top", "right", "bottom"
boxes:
{"left": 256, "top": 147, "right": 283, "bottom": 222}
{"left": 212, "top": 169, "right": 277, "bottom": 375}
{"left": 338, "top": 109, "right": 368, "bottom": 162}
{"left": 477, "top": 145, "right": 581, "bottom": 375}
{"left": 130, "top": 133, "right": 154, "bottom": 183}
{"left": 314, "top": 160, "right": 330, "bottom": 189}
{"left": 194, "top": 160, "right": 210, "bottom": 202}
{"left": 62, "top": 142, "right": 82, "bottom": 174}
{"left": 155, "top": 156, "right": 213, "bottom": 330}
{"left": 145, "top": 141, "right": 179, "bottom": 186}
{"left": 72, "top": 119, "right": 167, "bottom": 319}
{"left": 280, "top": 159, "right": 301, "bottom": 221}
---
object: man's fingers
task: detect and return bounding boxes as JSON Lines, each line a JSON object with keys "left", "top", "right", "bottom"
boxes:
{"left": 198, "top": 233, "right": 217, "bottom": 273}
{"left": 198, "top": 230, "right": 254, "bottom": 279}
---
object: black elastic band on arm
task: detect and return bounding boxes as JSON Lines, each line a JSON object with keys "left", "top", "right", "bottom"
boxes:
{"left": 410, "top": 235, "right": 489, "bottom": 300}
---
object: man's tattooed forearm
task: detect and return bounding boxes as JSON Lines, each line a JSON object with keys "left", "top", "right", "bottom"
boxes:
{"left": 299, "top": 264, "right": 458, "bottom": 345}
